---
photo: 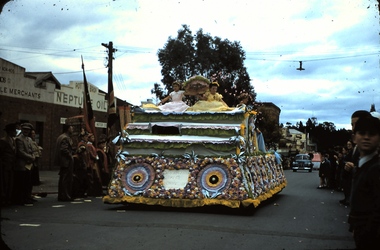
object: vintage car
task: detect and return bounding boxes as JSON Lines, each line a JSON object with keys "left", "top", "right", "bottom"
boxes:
{"left": 292, "top": 154, "right": 314, "bottom": 172}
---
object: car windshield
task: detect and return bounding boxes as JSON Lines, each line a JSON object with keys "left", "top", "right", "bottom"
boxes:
{"left": 296, "top": 155, "right": 310, "bottom": 160}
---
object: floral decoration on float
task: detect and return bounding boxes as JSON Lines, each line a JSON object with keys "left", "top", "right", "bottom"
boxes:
{"left": 183, "top": 75, "right": 211, "bottom": 95}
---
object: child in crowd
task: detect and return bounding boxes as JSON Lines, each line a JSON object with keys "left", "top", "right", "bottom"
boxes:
{"left": 348, "top": 116, "right": 380, "bottom": 249}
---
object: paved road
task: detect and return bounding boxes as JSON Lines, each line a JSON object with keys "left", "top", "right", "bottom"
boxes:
{"left": 1, "top": 170, "right": 355, "bottom": 250}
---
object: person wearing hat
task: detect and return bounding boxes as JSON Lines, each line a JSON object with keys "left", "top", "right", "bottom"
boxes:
{"left": 13, "top": 123, "right": 35, "bottom": 205}
{"left": 0, "top": 123, "right": 17, "bottom": 206}
{"left": 54, "top": 124, "right": 74, "bottom": 201}
{"left": 30, "top": 129, "right": 42, "bottom": 186}
{"left": 348, "top": 116, "right": 380, "bottom": 249}
{"left": 72, "top": 128, "right": 89, "bottom": 199}
{"left": 96, "top": 135, "right": 110, "bottom": 187}
{"left": 77, "top": 128, "right": 89, "bottom": 149}
{"left": 85, "top": 132, "right": 102, "bottom": 197}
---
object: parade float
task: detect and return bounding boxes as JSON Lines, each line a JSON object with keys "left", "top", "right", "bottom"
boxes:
{"left": 103, "top": 76, "right": 286, "bottom": 210}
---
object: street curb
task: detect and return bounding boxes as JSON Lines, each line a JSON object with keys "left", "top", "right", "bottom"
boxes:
{"left": 32, "top": 170, "right": 59, "bottom": 196}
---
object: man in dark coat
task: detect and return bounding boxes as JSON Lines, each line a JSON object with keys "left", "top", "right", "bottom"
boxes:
{"left": 341, "top": 110, "right": 372, "bottom": 205}
{"left": 348, "top": 116, "right": 380, "bottom": 249}
{"left": 96, "top": 135, "right": 110, "bottom": 187}
{"left": 0, "top": 123, "right": 17, "bottom": 206}
{"left": 54, "top": 124, "right": 74, "bottom": 201}
{"left": 13, "top": 123, "right": 35, "bottom": 205}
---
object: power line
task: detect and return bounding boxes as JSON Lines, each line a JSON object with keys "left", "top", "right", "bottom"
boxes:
{"left": 2, "top": 43, "right": 379, "bottom": 76}
{"left": 245, "top": 45, "right": 380, "bottom": 56}
{"left": 53, "top": 67, "right": 105, "bottom": 75}
{"left": 246, "top": 51, "right": 380, "bottom": 62}
{"left": 2, "top": 43, "right": 379, "bottom": 62}
{"left": 0, "top": 45, "right": 105, "bottom": 61}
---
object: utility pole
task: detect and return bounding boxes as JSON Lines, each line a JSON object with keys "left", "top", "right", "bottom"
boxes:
{"left": 101, "top": 41, "right": 117, "bottom": 138}
{"left": 101, "top": 41, "right": 116, "bottom": 93}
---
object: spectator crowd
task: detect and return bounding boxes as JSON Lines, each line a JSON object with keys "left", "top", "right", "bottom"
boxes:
{"left": 0, "top": 122, "right": 113, "bottom": 206}
{"left": 315, "top": 110, "right": 380, "bottom": 249}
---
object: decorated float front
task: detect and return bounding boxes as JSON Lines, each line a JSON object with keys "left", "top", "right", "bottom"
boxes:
{"left": 103, "top": 76, "right": 286, "bottom": 209}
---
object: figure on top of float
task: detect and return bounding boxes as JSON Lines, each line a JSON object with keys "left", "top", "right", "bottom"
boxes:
{"left": 236, "top": 92, "right": 250, "bottom": 110}
{"left": 186, "top": 82, "right": 234, "bottom": 112}
{"left": 157, "top": 81, "right": 189, "bottom": 112}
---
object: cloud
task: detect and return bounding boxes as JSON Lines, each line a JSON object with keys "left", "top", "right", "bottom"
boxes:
{"left": 0, "top": 0, "right": 379, "bottom": 130}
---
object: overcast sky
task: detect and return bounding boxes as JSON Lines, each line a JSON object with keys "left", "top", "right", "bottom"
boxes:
{"left": 1, "top": 0, "right": 379, "bottom": 129}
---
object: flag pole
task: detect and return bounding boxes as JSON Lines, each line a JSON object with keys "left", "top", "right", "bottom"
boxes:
{"left": 81, "top": 55, "right": 97, "bottom": 146}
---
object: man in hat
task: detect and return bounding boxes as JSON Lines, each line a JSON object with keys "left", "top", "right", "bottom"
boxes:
{"left": 13, "top": 123, "right": 35, "bottom": 205}
{"left": 85, "top": 133, "right": 102, "bottom": 196}
{"left": 0, "top": 123, "right": 17, "bottom": 206}
{"left": 348, "top": 116, "right": 380, "bottom": 249}
{"left": 70, "top": 128, "right": 91, "bottom": 198}
{"left": 77, "top": 128, "right": 89, "bottom": 149}
{"left": 54, "top": 124, "right": 74, "bottom": 201}
{"left": 96, "top": 134, "right": 110, "bottom": 187}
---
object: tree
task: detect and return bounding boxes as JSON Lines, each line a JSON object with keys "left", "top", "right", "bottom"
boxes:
{"left": 370, "top": 103, "right": 376, "bottom": 112}
{"left": 150, "top": 83, "right": 165, "bottom": 101}
{"left": 0, "top": 0, "right": 12, "bottom": 14}
{"left": 305, "top": 117, "right": 316, "bottom": 134}
{"left": 307, "top": 120, "right": 351, "bottom": 152}
{"left": 297, "top": 121, "right": 305, "bottom": 132}
{"left": 257, "top": 110, "right": 282, "bottom": 149}
{"left": 155, "top": 24, "right": 256, "bottom": 107}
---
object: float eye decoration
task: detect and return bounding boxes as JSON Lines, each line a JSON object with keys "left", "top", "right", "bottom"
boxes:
{"left": 197, "top": 164, "right": 231, "bottom": 196}
{"left": 121, "top": 163, "right": 155, "bottom": 194}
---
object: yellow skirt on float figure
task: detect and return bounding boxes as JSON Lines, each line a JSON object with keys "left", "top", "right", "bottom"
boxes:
{"left": 186, "top": 92, "right": 234, "bottom": 112}
{"left": 186, "top": 100, "right": 235, "bottom": 112}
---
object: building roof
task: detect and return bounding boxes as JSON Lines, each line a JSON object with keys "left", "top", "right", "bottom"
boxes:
{"left": 288, "top": 128, "right": 304, "bottom": 135}
{"left": 25, "top": 72, "right": 61, "bottom": 89}
{"left": 257, "top": 102, "right": 281, "bottom": 113}
{"left": 98, "top": 88, "right": 132, "bottom": 107}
